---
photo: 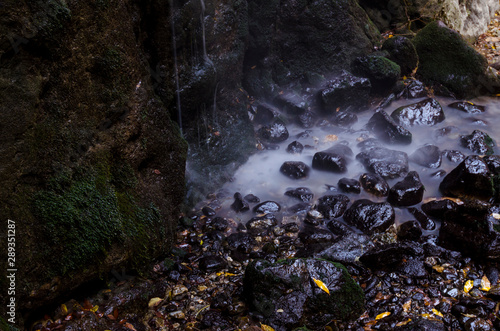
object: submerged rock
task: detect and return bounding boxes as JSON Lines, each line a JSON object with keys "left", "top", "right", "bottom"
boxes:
{"left": 244, "top": 258, "right": 365, "bottom": 330}
{"left": 359, "top": 173, "right": 390, "bottom": 197}
{"left": 391, "top": 98, "right": 445, "bottom": 127}
{"left": 382, "top": 36, "right": 418, "bottom": 76}
{"left": 286, "top": 141, "right": 304, "bottom": 154}
{"left": 231, "top": 192, "right": 250, "bottom": 213}
{"left": 320, "top": 71, "right": 371, "bottom": 112}
{"left": 460, "top": 130, "right": 496, "bottom": 155}
{"left": 343, "top": 199, "right": 395, "bottom": 234}
{"left": 443, "top": 149, "right": 465, "bottom": 163}
{"left": 257, "top": 119, "right": 289, "bottom": 143}
{"left": 410, "top": 145, "right": 442, "bottom": 168}
{"left": 285, "top": 187, "right": 314, "bottom": 203}
{"left": 338, "top": 178, "right": 361, "bottom": 194}
{"left": 280, "top": 161, "right": 310, "bottom": 179}
{"left": 247, "top": 214, "right": 278, "bottom": 230}
{"left": 449, "top": 101, "right": 485, "bottom": 114}
{"left": 366, "top": 110, "right": 412, "bottom": 145}
{"left": 330, "top": 111, "right": 358, "bottom": 128}
{"left": 356, "top": 147, "right": 409, "bottom": 179}
{"left": 312, "top": 144, "right": 353, "bottom": 173}
{"left": 351, "top": 55, "right": 401, "bottom": 93}
{"left": 316, "top": 194, "right": 350, "bottom": 219}
{"left": 387, "top": 171, "right": 425, "bottom": 207}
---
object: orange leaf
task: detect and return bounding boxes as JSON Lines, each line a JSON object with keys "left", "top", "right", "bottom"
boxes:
{"left": 114, "top": 308, "right": 119, "bottom": 319}
{"left": 107, "top": 314, "right": 116, "bottom": 320}
{"left": 124, "top": 322, "right": 137, "bottom": 331}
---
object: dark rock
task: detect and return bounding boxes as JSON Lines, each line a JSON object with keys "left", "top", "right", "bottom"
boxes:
{"left": 199, "top": 255, "right": 227, "bottom": 272}
{"left": 343, "top": 199, "right": 395, "bottom": 234}
{"left": 460, "top": 130, "right": 496, "bottom": 155}
{"left": 421, "top": 199, "right": 459, "bottom": 220}
{"left": 326, "top": 219, "right": 352, "bottom": 237}
{"left": 391, "top": 98, "right": 445, "bottom": 127}
{"left": 280, "top": 161, "right": 310, "bottom": 179}
{"left": 439, "top": 155, "right": 494, "bottom": 201}
{"left": 226, "top": 233, "right": 257, "bottom": 254}
{"left": 202, "top": 206, "right": 216, "bottom": 217}
{"left": 359, "top": 173, "right": 390, "bottom": 197}
{"left": 357, "top": 138, "right": 382, "bottom": 151}
{"left": 253, "top": 201, "right": 281, "bottom": 214}
{"left": 297, "top": 110, "right": 317, "bottom": 128}
{"left": 397, "top": 221, "right": 422, "bottom": 241}
{"left": 397, "top": 79, "right": 428, "bottom": 99}
{"left": 299, "top": 227, "right": 338, "bottom": 244}
{"left": 231, "top": 192, "right": 250, "bottom": 213}
{"left": 285, "top": 187, "right": 314, "bottom": 203}
{"left": 316, "top": 228, "right": 374, "bottom": 265}
{"left": 247, "top": 214, "right": 278, "bottom": 230}
{"left": 412, "top": 21, "right": 488, "bottom": 98}
{"left": 395, "top": 317, "right": 446, "bottom": 330}
{"left": 485, "top": 266, "right": 499, "bottom": 286}
{"left": 257, "top": 119, "right": 289, "bottom": 143}
{"left": 330, "top": 111, "right": 358, "bottom": 128}
{"left": 244, "top": 258, "right": 365, "bottom": 330}
{"left": 366, "top": 110, "right": 412, "bottom": 145}
{"left": 387, "top": 171, "right": 425, "bottom": 207}
{"left": 275, "top": 91, "right": 308, "bottom": 115}
{"left": 320, "top": 71, "right": 371, "bottom": 112}
{"left": 410, "top": 145, "right": 442, "bottom": 168}
{"left": 465, "top": 318, "right": 493, "bottom": 331}
{"left": 282, "top": 223, "right": 300, "bottom": 233}
{"left": 205, "top": 217, "right": 229, "bottom": 232}
{"left": 201, "top": 310, "right": 231, "bottom": 329}
{"left": 356, "top": 147, "right": 409, "bottom": 179}
{"left": 351, "top": 55, "right": 401, "bottom": 93}
{"left": 435, "top": 125, "right": 459, "bottom": 139}
{"left": 312, "top": 144, "right": 353, "bottom": 173}
{"left": 287, "top": 202, "right": 312, "bottom": 214}
{"left": 443, "top": 150, "right": 465, "bottom": 163}
{"left": 253, "top": 104, "right": 277, "bottom": 124}
{"left": 286, "top": 141, "right": 304, "bottom": 154}
{"left": 316, "top": 194, "right": 350, "bottom": 219}
{"left": 338, "top": 178, "right": 361, "bottom": 194}
{"left": 382, "top": 36, "right": 418, "bottom": 76}
{"left": 449, "top": 101, "right": 485, "bottom": 114}
{"left": 244, "top": 194, "right": 260, "bottom": 203}
{"left": 408, "top": 207, "right": 436, "bottom": 231}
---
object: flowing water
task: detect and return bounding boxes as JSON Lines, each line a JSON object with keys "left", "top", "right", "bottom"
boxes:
{"left": 169, "top": 0, "right": 183, "bottom": 135}
{"left": 209, "top": 95, "right": 500, "bottom": 229}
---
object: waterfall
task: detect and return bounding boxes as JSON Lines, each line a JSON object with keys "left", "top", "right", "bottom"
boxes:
{"left": 169, "top": 0, "right": 183, "bottom": 136}
{"left": 200, "top": 0, "right": 214, "bottom": 67}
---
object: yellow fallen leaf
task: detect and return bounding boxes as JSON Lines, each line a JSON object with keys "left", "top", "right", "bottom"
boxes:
{"left": 216, "top": 272, "right": 237, "bottom": 277}
{"left": 492, "top": 213, "right": 500, "bottom": 219}
{"left": 462, "top": 313, "right": 477, "bottom": 318}
{"left": 396, "top": 318, "right": 411, "bottom": 327}
{"left": 375, "top": 311, "right": 391, "bottom": 320}
{"left": 464, "top": 279, "right": 474, "bottom": 293}
{"left": 61, "top": 304, "right": 68, "bottom": 315}
{"left": 148, "top": 297, "right": 163, "bottom": 308}
{"left": 432, "top": 308, "right": 443, "bottom": 317}
{"left": 481, "top": 275, "right": 491, "bottom": 291}
{"left": 312, "top": 277, "right": 330, "bottom": 295}
{"left": 403, "top": 299, "right": 412, "bottom": 313}
{"left": 261, "top": 323, "right": 275, "bottom": 331}
{"left": 432, "top": 265, "right": 444, "bottom": 273}
{"left": 91, "top": 305, "right": 99, "bottom": 313}
{"left": 324, "top": 134, "right": 338, "bottom": 142}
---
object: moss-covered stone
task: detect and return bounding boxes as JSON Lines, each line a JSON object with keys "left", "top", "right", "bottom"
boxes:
{"left": 351, "top": 55, "right": 401, "bottom": 93}
{"left": 382, "top": 36, "right": 418, "bottom": 76}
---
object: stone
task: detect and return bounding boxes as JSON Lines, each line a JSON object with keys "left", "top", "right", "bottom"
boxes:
{"left": 329, "top": 111, "right": 358, "bottom": 128}
{"left": 199, "top": 255, "right": 227, "bottom": 272}
{"left": 244, "top": 258, "right": 365, "bottom": 330}
{"left": 460, "top": 130, "right": 496, "bottom": 155}
{"left": 319, "top": 71, "right": 371, "bottom": 112}
{"left": 257, "top": 119, "right": 289, "bottom": 143}
{"left": 247, "top": 214, "right": 279, "bottom": 230}
{"left": 408, "top": 207, "right": 436, "bottom": 231}
{"left": 286, "top": 141, "right": 304, "bottom": 154}
{"left": 343, "top": 199, "right": 395, "bottom": 235}
{"left": 359, "top": 173, "right": 389, "bottom": 197}
{"left": 366, "top": 110, "right": 412, "bottom": 145}
{"left": 397, "top": 221, "right": 423, "bottom": 241}
{"left": 315, "top": 227, "right": 374, "bottom": 265}
{"left": 397, "top": 79, "right": 428, "bottom": 99}
{"left": 244, "top": 194, "right": 261, "bottom": 203}
{"left": 274, "top": 91, "right": 308, "bottom": 115}
{"left": 231, "top": 192, "right": 250, "bottom": 213}
{"left": 253, "top": 201, "right": 281, "bottom": 214}
{"left": 391, "top": 98, "right": 445, "bottom": 127}
{"left": 316, "top": 194, "right": 350, "bottom": 219}
{"left": 299, "top": 227, "right": 339, "bottom": 244}
{"left": 382, "top": 36, "right": 418, "bottom": 76}
{"left": 449, "top": 101, "right": 485, "bottom": 114}
{"left": 285, "top": 187, "right": 314, "bottom": 203}
{"left": 297, "top": 110, "right": 318, "bottom": 129}
{"left": 338, "top": 178, "right": 361, "bottom": 194}
{"left": 410, "top": 145, "right": 442, "bottom": 169}
{"left": 395, "top": 317, "right": 446, "bottom": 331}
{"left": 443, "top": 150, "right": 465, "bottom": 163}
{"left": 280, "top": 161, "right": 310, "bottom": 179}
{"left": 226, "top": 233, "right": 257, "bottom": 254}
{"left": 388, "top": 171, "right": 425, "bottom": 207}
{"left": 253, "top": 104, "right": 277, "bottom": 124}
{"left": 351, "top": 55, "right": 401, "bottom": 93}
{"left": 312, "top": 144, "right": 353, "bottom": 173}
{"left": 356, "top": 147, "right": 409, "bottom": 179}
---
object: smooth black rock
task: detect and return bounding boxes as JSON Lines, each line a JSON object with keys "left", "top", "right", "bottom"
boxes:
{"left": 391, "top": 98, "right": 445, "bottom": 127}
{"left": 299, "top": 227, "right": 338, "bottom": 244}
{"left": 359, "top": 173, "right": 389, "bottom": 197}
{"left": 443, "top": 149, "right": 465, "bottom": 163}
{"left": 410, "top": 145, "right": 442, "bottom": 169}
{"left": 312, "top": 144, "right": 353, "bottom": 173}
{"left": 244, "top": 194, "right": 260, "bottom": 203}
{"left": 275, "top": 92, "right": 308, "bottom": 115}
{"left": 408, "top": 207, "right": 436, "bottom": 231}
{"left": 460, "top": 130, "right": 495, "bottom": 155}
{"left": 397, "top": 79, "right": 428, "bottom": 99}
{"left": 421, "top": 199, "right": 459, "bottom": 220}
{"left": 387, "top": 171, "right": 425, "bottom": 207}
{"left": 343, "top": 199, "right": 395, "bottom": 234}
{"left": 330, "top": 111, "right": 358, "bottom": 127}
{"left": 320, "top": 71, "right": 371, "bottom": 112}
{"left": 316, "top": 194, "right": 350, "bottom": 219}
{"left": 202, "top": 206, "right": 216, "bottom": 216}
{"left": 315, "top": 230, "right": 374, "bottom": 265}
{"left": 286, "top": 141, "right": 304, "bottom": 154}
{"left": 257, "top": 119, "right": 289, "bottom": 143}
{"left": 356, "top": 147, "right": 409, "bottom": 179}
{"left": 280, "top": 161, "right": 310, "bottom": 179}
{"left": 366, "top": 110, "right": 412, "bottom": 145}
{"left": 199, "top": 255, "right": 227, "bottom": 272}
{"left": 298, "top": 110, "right": 317, "bottom": 128}
{"left": 449, "top": 101, "right": 485, "bottom": 114}
{"left": 395, "top": 317, "right": 446, "bottom": 330}
{"left": 338, "top": 178, "right": 361, "bottom": 194}
{"left": 287, "top": 202, "right": 312, "bottom": 214}
{"left": 231, "top": 192, "right": 250, "bottom": 213}
{"left": 253, "top": 201, "right": 281, "bottom": 214}
{"left": 397, "top": 220, "right": 422, "bottom": 241}
{"left": 439, "top": 155, "right": 494, "bottom": 201}
{"left": 205, "top": 217, "right": 229, "bottom": 232}
{"left": 247, "top": 214, "right": 278, "bottom": 230}
{"left": 285, "top": 187, "right": 314, "bottom": 203}
{"left": 357, "top": 138, "right": 382, "bottom": 151}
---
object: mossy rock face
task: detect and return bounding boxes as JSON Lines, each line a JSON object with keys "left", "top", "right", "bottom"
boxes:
{"left": 351, "top": 55, "right": 401, "bottom": 93}
{"left": 382, "top": 36, "right": 418, "bottom": 76}
{"left": 244, "top": 258, "right": 364, "bottom": 330}
{"left": 412, "top": 20, "right": 488, "bottom": 98}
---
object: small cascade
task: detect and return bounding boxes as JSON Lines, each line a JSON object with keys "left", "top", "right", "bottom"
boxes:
{"left": 169, "top": 0, "right": 183, "bottom": 136}
{"left": 199, "top": 0, "right": 214, "bottom": 67}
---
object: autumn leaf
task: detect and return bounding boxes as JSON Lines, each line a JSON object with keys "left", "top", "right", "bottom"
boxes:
{"left": 432, "top": 265, "right": 444, "bottom": 273}
{"left": 396, "top": 318, "right": 411, "bottom": 327}
{"left": 375, "top": 312, "right": 391, "bottom": 320}
{"left": 312, "top": 277, "right": 330, "bottom": 295}
{"left": 261, "top": 323, "right": 275, "bottom": 331}
{"left": 402, "top": 299, "right": 412, "bottom": 313}
{"left": 432, "top": 308, "right": 443, "bottom": 317}
{"left": 124, "top": 322, "right": 137, "bottom": 331}
{"left": 61, "top": 304, "right": 68, "bottom": 315}
{"left": 464, "top": 280, "right": 474, "bottom": 293}
{"left": 481, "top": 275, "right": 491, "bottom": 291}
{"left": 148, "top": 297, "right": 163, "bottom": 308}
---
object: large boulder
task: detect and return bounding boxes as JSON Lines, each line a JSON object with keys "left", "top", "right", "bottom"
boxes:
{"left": 387, "top": 171, "right": 425, "bottom": 207}
{"left": 391, "top": 98, "right": 445, "bottom": 126}
{"left": 366, "top": 110, "right": 412, "bottom": 145}
{"left": 382, "top": 36, "right": 418, "bottom": 76}
{"left": 244, "top": 258, "right": 365, "bottom": 330}
{"left": 412, "top": 21, "right": 489, "bottom": 98}
{"left": 356, "top": 147, "right": 409, "bottom": 179}
{"left": 351, "top": 55, "right": 401, "bottom": 93}
{"left": 343, "top": 199, "right": 395, "bottom": 234}
{"left": 319, "top": 71, "right": 371, "bottom": 112}
{"left": 312, "top": 144, "right": 353, "bottom": 173}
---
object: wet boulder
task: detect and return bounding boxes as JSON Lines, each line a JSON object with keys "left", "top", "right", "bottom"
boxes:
{"left": 247, "top": 214, "right": 279, "bottom": 231}
{"left": 449, "top": 101, "right": 485, "bottom": 114}
{"left": 329, "top": 111, "right": 358, "bottom": 128}
{"left": 231, "top": 192, "right": 250, "bottom": 213}
{"left": 244, "top": 194, "right": 260, "bottom": 203}
{"left": 391, "top": 98, "right": 445, "bottom": 127}
{"left": 351, "top": 55, "right": 401, "bottom": 93}
{"left": 412, "top": 21, "right": 488, "bottom": 98}
{"left": 285, "top": 187, "right": 314, "bottom": 203}
{"left": 366, "top": 110, "right": 412, "bottom": 145}
{"left": 257, "top": 119, "right": 289, "bottom": 143}
{"left": 460, "top": 130, "right": 495, "bottom": 155}
{"left": 410, "top": 145, "right": 442, "bottom": 168}
{"left": 226, "top": 233, "right": 257, "bottom": 254}
{"left": 312, "top": 144, "right": 353, "bottom": 173}
{"left": 356, "top": 147, "right": 409, "bottom": 179}
{"left": 359, "top": 173, "right": 389, "bottom": 197}
{"left": 316, "top": 194, "right": 350, "bottom": 219}
{"left": 253, "top": 104, "right": 277, "bottom": 124}
{"left": 387, "top": 171, "right": 425, "bottom": 207}
{"left": 244, "top": 258, "right": 365, "bottom": 330}
{"left": 319, "top": 71, "right": 371, "bottom": 112}
{"left": 443, "top": 149, "right": 465, "bottom": 163}
{"left": 408, "top": 207, "right": 436, "bottom": 231}
{"left": 357, "top": 137, "right": 382, "bottom": 151}
{"left": 397, "top": 79, "right": 428, "bottom": 99}
{"left": 397, "top": 220, "right": 423, "bottom": 241}
{"left": 287, "top": 202, "right": 312, "bottom": 215}
{"left": 343, "top": 199, "right": 395, "bottom": 234}
{"left": 286, "top": 141, "right": 304, "bottom": 154}
{"left": 253, "top": 201, "right": 281, "bottom": 214}
{"left": 338, "top": 178, "right": 361, "bottom": 194}
{"left": 299, "top": 227, "right": 338, "bottom": 245}
{"left": 439, "top": 155, "right": 494, "bottom": 201}
{"left": 382, "top": 36, "right": 418, "bottom": 76}
{"left": 280, "top": 161, "right": 310, "bottom": 179}
{"left": 297, "top": 110, "right": 317, "bottom": 128}
{"left": 274, "top": 91, "right": 308, "bottom": 116}
{"left": 421, "top": 199, "right": 459, "bottom": 220}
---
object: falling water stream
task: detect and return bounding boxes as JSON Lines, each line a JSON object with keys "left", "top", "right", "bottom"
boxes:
{"left": 169, "top": 0, "right": 183, "bottom": 136}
